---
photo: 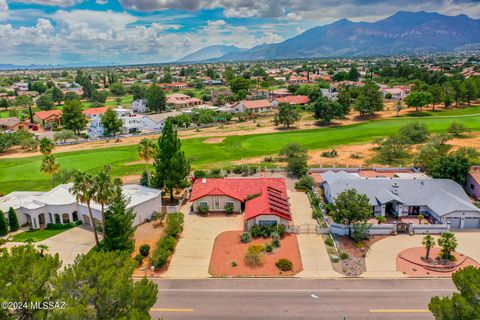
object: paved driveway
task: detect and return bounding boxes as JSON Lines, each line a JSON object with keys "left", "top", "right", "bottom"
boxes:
{"left": 5, "top": 226, "right": 97, "bottom": 266}
{"left": 163, "top": 205, "right": 244, "bottom": 278}
{"left": 363, "top": 232, "right": 480, "bottom": 278}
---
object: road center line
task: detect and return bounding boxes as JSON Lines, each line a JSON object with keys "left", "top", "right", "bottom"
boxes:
{"left": 150, "top": 308, "right": 194, "bottom": 312}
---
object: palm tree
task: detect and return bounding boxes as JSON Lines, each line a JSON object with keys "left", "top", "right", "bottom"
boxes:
{"left": 39, "top": 137, "right": 55, "bottom": 155}
{"left": 92, "top": 165, "right": 119, "bottom": 243}
{"left": 438, "top": 232, "right": 458, "bottom": 260}
{"left": 137, "top": 138, "right": 156, "bottom": 187}
{"left": 422, "top": 234, "right": 435, "bottom": 260}
{"left": 70, "top": 171, "right": 100, "bottom": 249}
{"left": 40, "top": 155, "right": 60, "bottom": 188}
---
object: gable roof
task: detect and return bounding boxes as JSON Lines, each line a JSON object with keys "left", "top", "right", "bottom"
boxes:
{"left": 190, "top": 178, "right": 291, "bottom": 221}
{"left": 34, "top": 110, "right": 62, "bottom": 120}
{"left": 0, "top": 117, "right": 21, "bottom": 127}
{"left": 273, "top": 95, "right": 310, "bottom": 105}
{"left": 83, "top": 106, "right": 109, "bottom": 115}
{"left": 240, "top": 99, "right": 273, "bottom": 109}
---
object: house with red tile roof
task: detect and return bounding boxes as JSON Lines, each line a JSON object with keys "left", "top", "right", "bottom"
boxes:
{"left": 167, "top": 93, "right": 202, "bottom": 108}
{"left": 232, "top": 99, "right": 274, "bottom": 114}
{"left": 33, "top": 110, "right": 63, "bottom": 127}
{"left": 190, "top": 178, "right": 292, "bottom": 229}
{"left": 271, "top": 95, "right": 310, "bottom": 106}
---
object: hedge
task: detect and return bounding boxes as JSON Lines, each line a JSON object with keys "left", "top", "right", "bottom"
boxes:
{"left": 46, "top": 220, "right": 82, "bottom": 230}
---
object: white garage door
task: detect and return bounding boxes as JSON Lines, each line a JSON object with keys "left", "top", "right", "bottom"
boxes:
{"left": 447, "top": 217, "right": 461, "bottom": 229}
{"left": 464, "top": 217, "right": 480, "bottom": 229}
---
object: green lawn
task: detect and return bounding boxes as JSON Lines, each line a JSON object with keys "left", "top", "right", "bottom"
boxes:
{"left": 11, "top": 228, "right": 71, "bottom": 242}
{"left": 402, "top": 105, "right": 480, "bottom": 117}
{"left": 1, "top": 113, "right": 480, "bottom": 194}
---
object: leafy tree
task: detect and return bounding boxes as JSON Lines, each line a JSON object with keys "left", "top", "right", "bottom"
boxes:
{"left": 442, "top": 83, "right": 455, "bottom": 108}
{"left": 146, "top": 85, "right": 167, "bottom": 113}
{"left": 354, "top": 82, "right": 383, "bottom": 116}
{"left": 414, "top": 140, "right": 450, "bottom": 173}
{"left": 0, "top": 98, "right": 9, "bottom": 110}
{"left": 430, "top": 153, "right": 471, "bottom": 185}
{"left": 46, "top": 86, "right": 64, "bottom": 105}
{"left": 0, "top": 245, "right": 61, "bottom": 320}
{"left": 109, "top": 82, "right": 126, "bottom": 96}
{"left": 287, "top": 84, "right": 299, "bottom": 94}
{"left": 8, "top": 207, "right": 19, "bottom": 232}
{"left": 280, "top": 143, "right": 306, "bottom": 159}
{"left": 332, "top": 189, "right": 372, "bottom": 236}
{"left": 39, "top": 137, "right": 55, "bottom": 155}
{"left": 422, "top": 234, "right": 435, "bottom": 260}
{"left": 448, "top": 121, "right": 470, "bottom": 137}
{"left": 130, "top": 83, "right": 147, "bottom": 100}
{"left": 348, "top": 65, "right": 360, "bottom": 81}
{"left": 223, "top": 66, "right": 235, "bottom": 82}
{"left": 51, "top": 251, "right": 157, "bottom": 319}
{"left": 428, "top": 84, "right": 443, "bottom": 110}
{"left": 377, "top": 134, "right": 410, "bottom": 163}
{"left": 337, "top": 87, "right": 354, "bottom": 112}
{"left": 404, "top": 91, "right": 434, "bottom": 112}
{"left": 274, "top": 103, "right": 300, "bottom": 128}
{"left": 36, "top": 94, "right": 54, "bottom": 111}
{"left": 54, "top": 129, "right": 78, "bottom": 143}
{"left": 0, "top": 133, "right": 15, "bottom": 153}
{"left": 30, "top": 81, "right": 47, "bottom": 94}
{"left": 399, "top": 121, "right": 430, "bottom": 144}
{"left": 463, "top": 78, "right": 478, "bottom": 106}
{"left": 0, "top": 210, "right": 8, "bottom": 236}
{"left": 313, "top": 98, "right": 347, "bottom": 123}
{"left": 429, "top": 266, "right": 480, "bottom": 319}
{"left": 229, "top": 77, "right": 250, "bottom": 94}
{"left": 152, "top": 120, "right": 190, "bottom": 200}
{"left": 70, "top": 171, "right": 100, "bottom": 249}
{"left": 62, "top": 99, "right": 87, "bottom": 134}
{"left": 64, "top": 91, "right": 80, "bottom": 103}
{"left": 101, "top": 108, "right": 123, "bottom": 137}
{"left": 437, "top": 232, "right": 457, "bottom": 260}
{"left": 394, "top": 100, "right": 403, "bottom": 116}
{"left": 103, "top": 191, "right": 135, "bottom": 253}
{"left": 137, "top": 138, "right": 157, "bottom": 187}
{"left": 286, "top": 156, "right": 308, "bottom": 177}
{"left": 40, "top": 154, "right": 61, "bottom": 188}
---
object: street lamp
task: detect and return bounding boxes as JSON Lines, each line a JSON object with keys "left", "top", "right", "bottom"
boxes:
{"left": 310, "top": 293, "right": 346, "bottom": 320}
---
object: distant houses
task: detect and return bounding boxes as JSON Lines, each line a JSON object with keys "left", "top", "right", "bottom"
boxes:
{"left": 33, "top": 110, "right": 63, "bottom": 127}
{"left": 232, "top": 99, "right": 274, "bottom": 114}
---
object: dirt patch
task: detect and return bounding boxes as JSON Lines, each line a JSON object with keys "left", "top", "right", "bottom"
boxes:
{"left": 124, "top": 159, "right": 153, "bottom": 166}
{"left": 308, "top": 143, "right": 378, "bottom": 167}
{"left": 203, "top": 137, "right": 225, "bottom": 144}
{"left": 121, "top": 175, "right": 141, "bottom": 184}
{"left": 396, "top": 247, "right": 480, "bottom": 277}
{"left": 132, "top": 222, "right": 164, "bottom": 277}
{"left": 209, "top": 231, "right": 303, "bottom": 277}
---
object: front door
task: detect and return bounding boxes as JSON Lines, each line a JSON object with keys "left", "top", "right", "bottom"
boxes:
{"left": 397, "top": 222, "right": 409, "bottom": 233}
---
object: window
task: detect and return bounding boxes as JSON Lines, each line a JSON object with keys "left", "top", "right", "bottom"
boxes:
{"left": 471, "top": 184, "right": 475, "bottom": 190}
{"left": 214, "top": 196, "right": 220, "bottom": 210}
{"left": 259, "top": 220, "right": 277, "bottom": 227}
{"left": 225, "top": 201, "right": 234, "bottom": 208}
{"left": 199, "top": 201, "right": 208, "bottom": 207}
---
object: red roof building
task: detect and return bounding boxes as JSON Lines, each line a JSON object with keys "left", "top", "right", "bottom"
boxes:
{"left": 271, "top": 95, "right": 310, "bottom": 106}
{"left": 190, "top": 178, "right": 292, "bottom": 229}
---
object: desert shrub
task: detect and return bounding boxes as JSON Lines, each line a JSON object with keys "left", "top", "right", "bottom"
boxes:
{"left": 164, "top": 212, "right": 184, "bottom": 237}
{"left": 351, "top": 223, "right": 371, "bottom": 243}
{"left": 448, "top": 121, "right": 470, "bottom": 137}
{"left": 139, "top": 244, "right": 150, "bottom": 257}
{"left": 249, "top": 224, "right": 287, "bottom": 238}
{"left": 247, "top": 244, "right": 265, "bottom": 255}
{"left": 225, "top": 203, "right": 234, "bottom": 215}
{"left": 240, "top": 232, "right": 252, "bottom": 243}
{"left": 340, "top": 251, "right": 349, "bottom": 260}
{"left": 194, "top": 170, "right": 206, "bottom": 178}
{"left": 272, "top": 238, "right": 281, "bottom": 248}
{"left": 324, "top": 237, "right": 334, "bottom": 246}
{"left": 151, "top": 236, "right": 178, "bottom": 269}
{"left": 231, "top": 261, "right": 237, "bottom": 267}
{"left": 275, "top": 258, "right": 293, "bottom": 271}
{"left": 197, "top": 203, "right": 209, "bottom": 216}
{"left": 330, "top": 255, "right": 339, "bottom": 263}
{"left": 265, "top": 243, "right": 273, "bottom": 253}
{"left": 295, "top": 175, "right": 315, "bottom": 190}
{"left": 321, "top": 149, "right": 338, "bottom": 158}
{"left": 134, "top": 254, "right": 144, "bottom": 266}
{"left": 245, "top": 251, "right": 264, "bottom": 267}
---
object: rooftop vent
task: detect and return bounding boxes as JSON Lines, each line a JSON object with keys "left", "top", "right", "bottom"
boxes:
{"left": 202, "top": 178, "right": 206, "bottom": 184}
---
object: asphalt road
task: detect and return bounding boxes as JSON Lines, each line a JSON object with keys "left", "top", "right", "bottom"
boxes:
{"left": 148, "top": 278, "right": 455, "bottom": 320}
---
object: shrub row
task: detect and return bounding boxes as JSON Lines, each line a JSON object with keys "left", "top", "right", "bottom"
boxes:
{"left": 150, "top": 212, "right": 184, "bottom": 269}
{"left": 249, "top": 224, "right": 286, "bottom": 238}
{"left": 46, "top": 220, "right": 82, "bottom": 230}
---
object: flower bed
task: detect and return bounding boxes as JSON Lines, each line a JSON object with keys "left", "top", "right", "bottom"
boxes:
{"left": 209, "top": 231, "right": 303, "bottom": 277}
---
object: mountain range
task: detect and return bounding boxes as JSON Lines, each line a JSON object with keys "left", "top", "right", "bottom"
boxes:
{"left": 176, "top": 45, "right": 244, "bottom": 63}
{"left": 207, "top": 11, "right": 480, "bottom": 62}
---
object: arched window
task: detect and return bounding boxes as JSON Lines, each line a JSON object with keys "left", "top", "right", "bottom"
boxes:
{"left": 62, "top": 213, "right": 70, "bottom": 224}
{"left": 72, "top": 211, "right": 78, "bottom": 222}
{"left": 54, "top": 214, "right": 61, "bottom": 224}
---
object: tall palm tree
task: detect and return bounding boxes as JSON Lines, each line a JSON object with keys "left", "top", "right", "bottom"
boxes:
{"left": 422, "top": 234, "right": 435, "bottom": 260}
{"left": 438, "top": 232, "right": 458, "bottom": 260}
{"left": 39, "top": 137, "right": 55, "bottom": 156}
{"left": 137, "top": 138, "right": 156, "bottom": 187}
{"left": 92, "top": 165, "right": 119, "bottom": 243}
{"left": 70, "top": 171, "right": 100, "bottom": 249}
{"left": 40, "top": 155, "right": 60, "bottom": 188}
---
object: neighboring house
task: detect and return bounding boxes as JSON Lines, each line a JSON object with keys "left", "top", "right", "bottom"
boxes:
{"left": 288, "top": 76, "right": 309, "bottom": 84}
{"left": 0, "top": 117, "right": 36, "bottom": 131}
{"left": 17, "top": 91, "right": 39, "bottom": 97}
{"left": 0, "top": 183, "right": 162, "bottom": 229}
{"left": 33, "top": 110, "right": 63, "bottom": 127}
{"left": 466, "top": 171, "right": 480, "bottom": 200}
{"left": 159, "top": 82, "right": 188, "bottom": 89}
{"left": 167, "top": 93, "right": 202, "bottom": 108}
{"left": 83, "top": 107, "right": 109, "bottom": 137}
{"left": 211, "top": 89, "right": 232, "bottom": 105}
{"left": 320, "top": 88, "right": 339, "bottom": 101}
{"left": 190, "top": 178, "right": 292, "bottom": 229}
{"left": 321, "top": 171, "right": 480, "bottom": 229}
{"left": 271, "top": 95, "right": 310, "bottom": 107}
{"left": 381, "top": 87, "right": 407, "bottom": 99}
{"left": 132, "top": 99, "right": 147, "bottom": 113}
{"left": 232, "top": 99, "right": 274, "bottom": 114}
{"left": 203, "top": 80, "right": 223, "bottom": 86}
{"left": 270, "top": 89, "right": 291, "bottom": 98}
{"left": 85, "top": 107, "right": 143, "bottom": 136}
{"left": 142, "top": 111, "right": 182, "bottom": 132}
{"left": 12, "top": 82, "right": 29, "bottom": 92}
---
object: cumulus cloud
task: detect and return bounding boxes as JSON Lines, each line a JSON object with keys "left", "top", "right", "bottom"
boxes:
{"left": 0, "top": 0, "right": 9, "bottom": 20}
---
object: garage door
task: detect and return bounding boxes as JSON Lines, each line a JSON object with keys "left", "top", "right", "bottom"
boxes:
{"left": 447, "top": 217, "right": 461, "bottom": 229}
{"left": 464, "top": 217, "right": 480, "bottom": 229}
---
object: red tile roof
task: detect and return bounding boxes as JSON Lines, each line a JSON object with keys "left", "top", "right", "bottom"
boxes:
{"left": 240, "top": 99, "right": 273, "bottom": 110}
{"left": 83, "top": 106, "right": 109, "bottom": 115}
{"left": 34, "top": 109, "right": 62, "bottom": 120}
{"left": 190, "top": 178, "right": 291, "bottom": 221}
{"left": 273, "top": 95, "right": 310, "bottom": 105}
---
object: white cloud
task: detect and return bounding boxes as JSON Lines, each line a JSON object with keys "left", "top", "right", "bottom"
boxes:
{"left": 0, "top": 0, "right": 9, "bottom": 20}
{"left": 53, "top": 9, "right": 138, "bottom": 30}
{"left": 11, "top": 0, "right": 84, "bottom": 7}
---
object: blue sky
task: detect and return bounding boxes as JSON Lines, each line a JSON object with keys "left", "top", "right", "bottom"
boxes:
{"left": 1, "top": 0, "right": 480, "bottom": 65}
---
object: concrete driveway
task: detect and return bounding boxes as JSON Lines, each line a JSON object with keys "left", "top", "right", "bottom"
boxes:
{"left": 163, "top": 205, "right": 244, "bottom": 278}
{"left": 362, "top": 232, "right": 480, "bottom": 278}
{"left": 4, "top": 226, "right": 98, "bottom": 266}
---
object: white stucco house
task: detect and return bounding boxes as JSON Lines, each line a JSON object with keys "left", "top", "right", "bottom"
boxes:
{"left": 142, "top": 111, "right": 182, "bottom": 132}
{"left": 0, "top": 184, "right": 162, "bottom": 229}
{"left": 132, "top": 99, "right": 148, "bottom": 113}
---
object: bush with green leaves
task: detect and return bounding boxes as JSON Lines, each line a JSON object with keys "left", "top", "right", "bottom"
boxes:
{"left": 0, "top": 210, "right": 7, "bottom": 236}
{"left": 247, "top": 244, "right": 265, "bottom": 255}
{"left": 197, "top": 203, "right": 209, "bottom": 216}
{"left": 8, "top": 207, "right": 19, "bottom": 232}
{"left": 448, "top": 121, "right": 470, "bottom": 137}
{"left": 295, "top": 175, "right": 315, "bottom": 190}
{"left": 340, "top": 251, "right": 349, "bottom": 260}
{"left": 139, "top": 244, "right": 150, "bottom": 257}
{"left": 351, "top": 223, "right": 371, "bottom": 243}
{"left": 193, "top": 170, "right": 206, "bottom": 178}
{"left": 224, "top": 203, "right": 234, "bottom": 215}
{"left": 151, "top": 236, "right": 177, "bottom": 268}
{"left": 275, "top": 258, "right": 293, "bottom": 272}
{"left": 324, "top": 237, "right": 334, "bottom": 246}
{"left": 240, "top": 232, "right": 252, "bottom": 243}
{"left": 249, "top": 224, "right": 287, "bottom": 238}
{"left": 265, "top": 243, "right": 273, "bottom": 253}
{"left": 164, "top": 212, "right": 184, "bottom": 238}
{"left": 134, "top": 254, "right": 144, "bottom": 266}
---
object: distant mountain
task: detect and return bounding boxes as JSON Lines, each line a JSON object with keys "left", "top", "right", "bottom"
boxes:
{"left": 176, "top": 45, "right": 243, "bottom": 62}
{"left": 216, "top": 11, "right": 480, "bottom": 61}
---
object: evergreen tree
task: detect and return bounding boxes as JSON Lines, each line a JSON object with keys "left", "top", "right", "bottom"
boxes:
{"left": 153, "top": 120, "right": 190, "bottom": 200}
{"left": 101, "top": 108, "right": 123, "bottom": 137}
{"left": 348, "top": 65, "right": 360, "bottom": 81}
{"left": 103, "top": 191, "right": 135, "bottom": 253}
{"left": 0, "top": 210, "right": 8, "bottom": 236}
{"left": 61, "top": 99, "right": 87, "bottom": 134}
{"left": 146, "top": 85, "right": 167, "bottom": 113}
{"left": 8, "top": 207, "right": 19, "bottom": 232}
